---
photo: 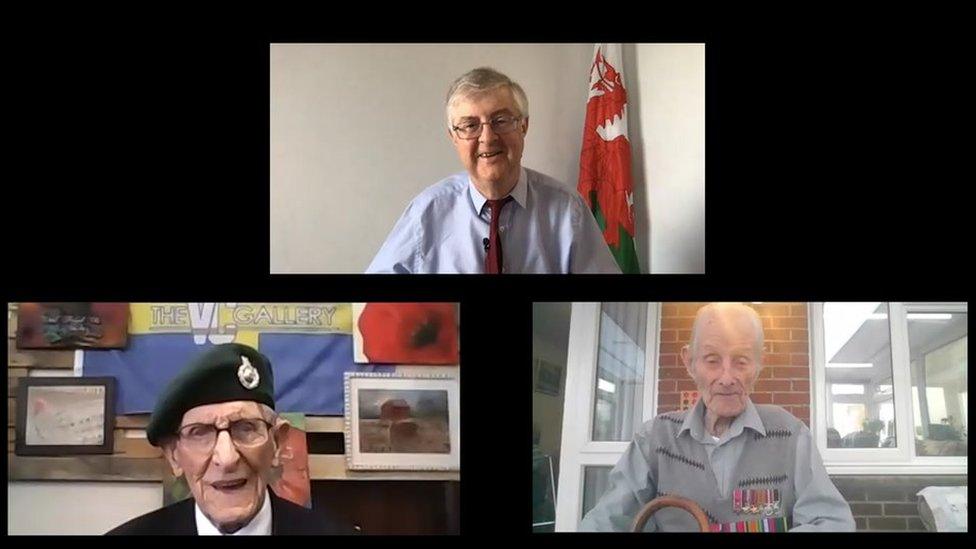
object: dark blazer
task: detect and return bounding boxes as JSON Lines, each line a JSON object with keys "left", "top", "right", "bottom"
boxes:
{"left": 106, "top": 489, "right": 355, "bottom": 535}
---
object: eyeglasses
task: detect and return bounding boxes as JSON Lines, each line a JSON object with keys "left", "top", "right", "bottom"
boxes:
{"left": 177, "top": 418, "right": 273, "bottom": 453}
{"left": 451, "top": 115, "right": 522, "bottom": 140}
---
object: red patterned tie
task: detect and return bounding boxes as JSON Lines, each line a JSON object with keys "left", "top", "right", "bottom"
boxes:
{"left": 484, "top": 197, "right": 512, "bottom": 274}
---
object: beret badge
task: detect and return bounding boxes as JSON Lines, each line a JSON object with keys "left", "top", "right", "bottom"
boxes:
{"left": 237, "top": 355, "right": 260, "bottom": 390}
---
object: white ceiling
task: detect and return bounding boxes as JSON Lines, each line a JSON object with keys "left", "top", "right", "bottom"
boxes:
{"left": 827, "top": 313, "right": 967, "bottom": 387}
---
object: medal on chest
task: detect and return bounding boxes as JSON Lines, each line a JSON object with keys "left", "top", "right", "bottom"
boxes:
{"left": 733, "top": 488, "right": 780, "bottom": 516}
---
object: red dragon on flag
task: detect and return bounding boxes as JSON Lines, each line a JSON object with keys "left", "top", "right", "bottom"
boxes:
{"left": 578, "top": 44, "right": 640, "bottom": 273}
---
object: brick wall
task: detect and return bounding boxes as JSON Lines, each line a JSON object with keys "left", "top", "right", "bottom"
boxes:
{"left": 831, "top": 475, "right": 967, "bottom": 532}
{"left": 657, "top": 302, "right": 811, "bottom": 425}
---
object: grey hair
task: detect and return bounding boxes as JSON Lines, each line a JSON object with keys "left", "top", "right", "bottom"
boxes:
{"left": 688, "top": 303, "right": 764, "bottom": 363}
{"left": 445, "top": 67, "right": 529, "bottom": 125}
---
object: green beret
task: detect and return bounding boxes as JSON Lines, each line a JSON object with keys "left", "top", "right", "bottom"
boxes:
{"left": 146, "top": 343, "right": 275, "bottom": 446}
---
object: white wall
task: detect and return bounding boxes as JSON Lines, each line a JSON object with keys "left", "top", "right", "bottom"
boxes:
{"left": 271, "top": 44, "right": 704, "bottom": 274}
{"left": 630, "top": 44, "right": 705, "bottom": 273}
{"left": 7, "top": 482, "right": 161, "bottom": 535}
{"left": 533, "top": 335, "right": 569, "bottom": 460}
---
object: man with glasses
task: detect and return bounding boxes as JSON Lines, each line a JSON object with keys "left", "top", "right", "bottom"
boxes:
{"left": 107, "top": 343, "right": 354, "bottom": 535}
{"left": 366, "top": 67, "right": 621, "bottom": 274}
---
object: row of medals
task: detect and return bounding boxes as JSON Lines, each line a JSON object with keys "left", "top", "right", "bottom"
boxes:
{"left": 734, "top": 489, "right": 781, "bottom": 517}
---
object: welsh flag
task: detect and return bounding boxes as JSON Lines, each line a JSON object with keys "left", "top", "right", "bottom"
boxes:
{"left": 578, "top": 44, "right": 640, "bottom": 273}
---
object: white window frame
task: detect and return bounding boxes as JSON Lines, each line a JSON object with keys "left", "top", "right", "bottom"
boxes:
{"left": 811, "top": 302, "right": 968, "bottom": 475}
{"left": 554, "top": 302, "right": 660, "bottom": 531}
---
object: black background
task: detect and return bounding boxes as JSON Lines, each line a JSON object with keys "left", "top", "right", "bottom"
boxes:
{"left": 5, "top": 7, "right": 969, "bottom": 544}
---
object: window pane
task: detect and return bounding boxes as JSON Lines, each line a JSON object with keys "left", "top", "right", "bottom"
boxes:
{"left": 592, "top": 303, "right": 647, "bottom": 441}
{"left": 532, "top": 452, "right": 557, "bottom": 531}
{"left": 831, "top": 384, "right": 865, "bottom": 395}
{"left": 908, "top": 312, "right": 967, "bottom": 457}
{"left": 581, "top": 465, "right": 613, "bottom": 521}
{"left": 822, "top": 303, "right": 896, "bottom": 448}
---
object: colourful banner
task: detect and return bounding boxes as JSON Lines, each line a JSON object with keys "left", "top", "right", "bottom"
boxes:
{"left": 81, "top": 303, "right": 391, "bottom": 415}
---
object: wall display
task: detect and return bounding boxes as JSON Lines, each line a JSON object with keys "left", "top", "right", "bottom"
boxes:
{"left": 352, "top": 303, "right": 459, "bottom": 365}
{"left": 17, "top": 303, "right": 128, "bottom": 349}
{"left": 534, "top": 358, "right": 562, "bottom": 396}
{"left": 344, "top": 373, "right": 459, "bottom": 471}
{"left": 15, "top": 377, "right": 116, "bottom": 455}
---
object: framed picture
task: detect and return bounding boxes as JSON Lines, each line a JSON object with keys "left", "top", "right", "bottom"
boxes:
{"left": 17, "top": 302, "right": 129, "bottom": 349}
{"left": 351, "top": 303, "right": 459, "bottom": 365}
{"left": 15, "top": 377, "right": 116, "bottom": 455}
{"left": 344, "top": 372, "right": 460, "bottom": 471}
{"left": 534, "top": 358, "right": 562, "bottom": 396}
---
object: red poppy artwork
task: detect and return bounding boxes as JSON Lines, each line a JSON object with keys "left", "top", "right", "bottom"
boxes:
{"left": 269, "top": 413, "right": 312, "bottom": 508}
{"left": 353, "top": 303, "right": 459, "bottom": 365}
{"left": 16, "top": 303, "right": 129, "bottom": 349}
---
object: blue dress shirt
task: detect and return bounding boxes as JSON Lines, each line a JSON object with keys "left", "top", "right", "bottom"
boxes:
{"left": 366, "top": 167, "right": 622, "bottom": 274}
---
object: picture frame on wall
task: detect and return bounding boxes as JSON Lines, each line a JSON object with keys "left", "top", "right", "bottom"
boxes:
{"left": 344, "top": 372, "right": 460, "bottom": 471}
{"left": 534, "top": 358, "right": 562, "bottom": 396}
{"left": 15, "top": 376, "right": 116, "bottom": 456}
{"left": 16, "top": 302, "right": 129, "bottom": 349}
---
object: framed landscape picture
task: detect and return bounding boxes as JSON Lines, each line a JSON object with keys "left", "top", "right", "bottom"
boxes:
{"left": 344, "top": 372, "right": 459, "bottom": 471}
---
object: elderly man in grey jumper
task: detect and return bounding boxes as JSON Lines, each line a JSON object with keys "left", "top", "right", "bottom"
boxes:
{"left": 581, "top": 303, "right": 855, "bottom": 532}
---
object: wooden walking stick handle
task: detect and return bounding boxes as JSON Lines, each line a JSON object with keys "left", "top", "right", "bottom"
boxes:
{"left": 630, "top": 495, "right": 711, "bottom": 532}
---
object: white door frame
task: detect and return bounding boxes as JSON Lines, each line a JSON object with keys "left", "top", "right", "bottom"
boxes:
{"left": 554, "top": 302, "right": 660, "bottom": 531}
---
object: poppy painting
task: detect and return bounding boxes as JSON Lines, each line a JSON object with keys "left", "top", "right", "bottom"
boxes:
{"left": 352, "top": 303, "right": 459, "bottom": 364}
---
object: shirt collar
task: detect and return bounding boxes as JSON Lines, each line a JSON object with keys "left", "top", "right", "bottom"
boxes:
{"left": 195, "top": 487, "right": 272, "bottom": 535}
{"left": 677, "top": 396, "right": 767, "bottom": 443}
{"left": 468, "top": 167, "right": 527, "bottom": 215}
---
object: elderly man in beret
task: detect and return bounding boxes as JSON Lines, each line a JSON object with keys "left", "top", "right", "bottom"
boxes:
{"left": 580, "top": 303, "right": 855, "bottom": 532}
{"left": 107, "top": 343, "right": 354, "bottom": 535}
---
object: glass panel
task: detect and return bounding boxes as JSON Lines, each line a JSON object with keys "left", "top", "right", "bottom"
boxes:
{"left": 592, "top": 303, "right": 648, "bottom": 441}
{"left": 908, "top": 311, "right": 967, "bottom": 456}
{"left": 532, "top": 303, "right": 572, "bottom": 530}
{"left": 532, "top": 452, "right": 557, "bottom": 531}
{"left": 581, "top": 465, "right": 613, "bottom": 521}
{"left": 822, "top": 303, "right": 896, "bottom": 448}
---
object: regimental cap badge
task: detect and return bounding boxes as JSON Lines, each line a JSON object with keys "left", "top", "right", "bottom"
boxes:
{"left": 237, "top": 355, "right": 260, "bottom": 389}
